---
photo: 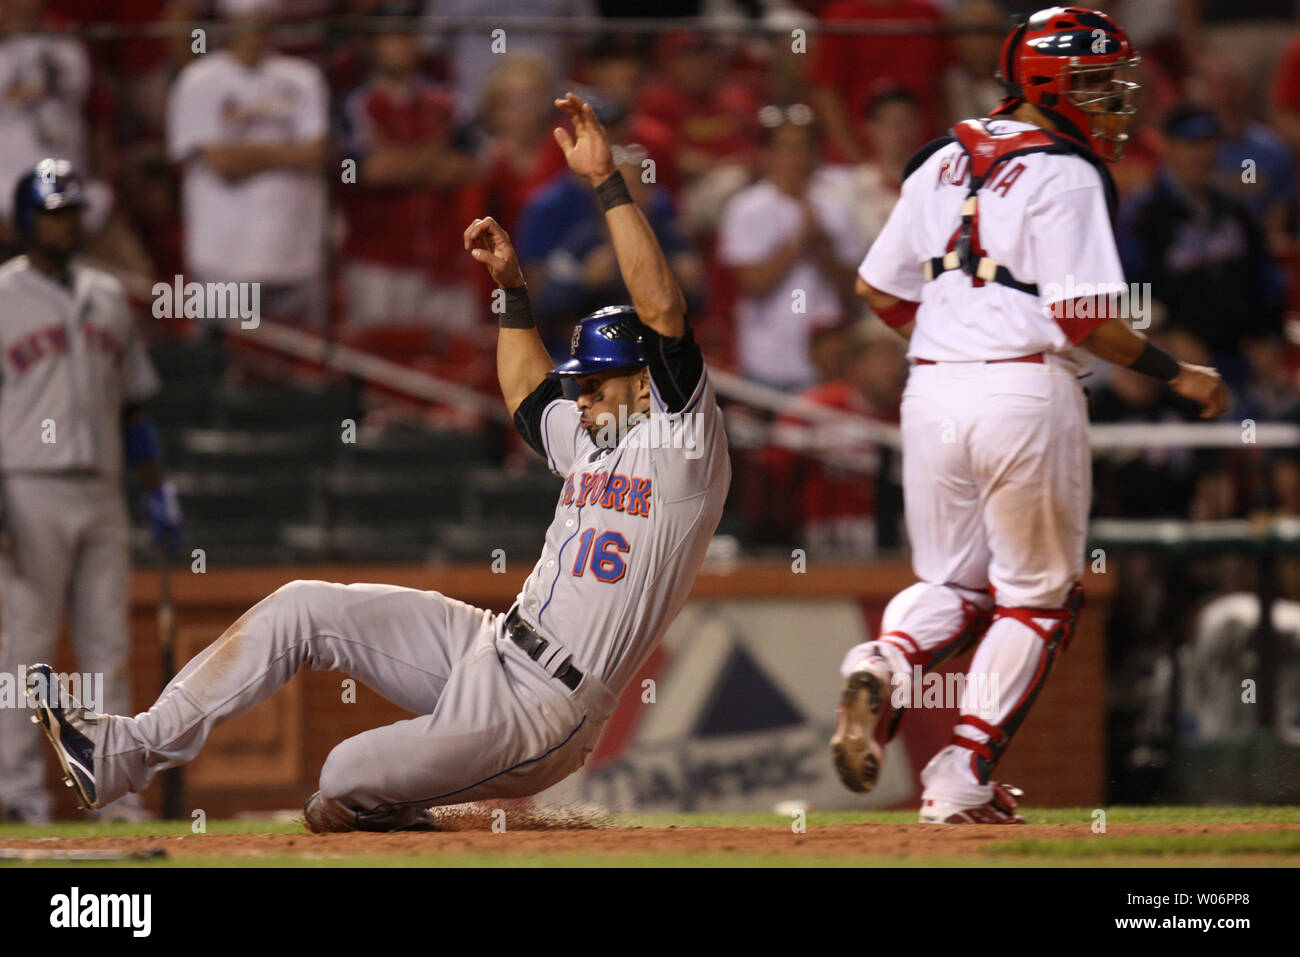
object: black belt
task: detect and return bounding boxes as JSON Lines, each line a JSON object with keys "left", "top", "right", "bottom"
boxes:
{"left": 505, "top": 607, "right": 583, "bottom": 691}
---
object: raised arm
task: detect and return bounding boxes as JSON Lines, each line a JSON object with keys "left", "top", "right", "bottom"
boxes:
{"left": 464, "top": 216, "right": 554, "bottom": 416}
{"left": 552, "top": 93, "right": 687, "bottom": 339}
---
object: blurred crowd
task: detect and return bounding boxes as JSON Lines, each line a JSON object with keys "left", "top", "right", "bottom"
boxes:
{"left": 3, "top": 0, "right": 1300, "bottom": 556}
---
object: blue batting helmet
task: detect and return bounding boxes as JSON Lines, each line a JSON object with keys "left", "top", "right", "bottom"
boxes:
{"left": 553, "top": 305, "right": 647, "bottom": 376}
{"left": 12, "top": 158, "right": 86, "bottom": 242}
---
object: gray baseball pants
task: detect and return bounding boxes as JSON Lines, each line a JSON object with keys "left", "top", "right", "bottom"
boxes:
{"left": 0, "top": 473, "right": 133, "bottom": 819}
{"left": 94, "top": 581, "right": 618, "bottom": 818}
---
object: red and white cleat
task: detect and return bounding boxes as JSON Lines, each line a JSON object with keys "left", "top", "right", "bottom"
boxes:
{"left": 919, "top": 783, "right": 1026, "bottom": 824}
{"left": 829, "top": 657, "right": 895, "bottom": 794}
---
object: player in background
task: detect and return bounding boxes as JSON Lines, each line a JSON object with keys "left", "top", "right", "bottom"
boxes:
{"left": 26, "top": 94, "right": 730, "bottom": 832}
{"left": 829, "top": 7, "right": 1227, "bottom": 823}
{"left": 0, "top": 159, "right": 181, "bottom": 823}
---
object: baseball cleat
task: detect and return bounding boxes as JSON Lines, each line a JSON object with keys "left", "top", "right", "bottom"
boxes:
{"left": 302, "top": 792, "right": 440, "bottom": 834}
{"left": 25, "top": 663, "right": 100, "bottom": 811}
{"left": 829, "top": 657, "right": 895, "bottom": 794}
{"left": 918, "top": 783, "right": 1026, "bottom": 824}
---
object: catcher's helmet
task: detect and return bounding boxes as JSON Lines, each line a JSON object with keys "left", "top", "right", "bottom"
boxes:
{"left": 992, "top": 7, "right": 1140, "bottom": 162}
{"left": 12, "top": 158, "right": 85, "bottom": 242}
{"left": 553, "top": 305, "right": 647, "bottom": 376}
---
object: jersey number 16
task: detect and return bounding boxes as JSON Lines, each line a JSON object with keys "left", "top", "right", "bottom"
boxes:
{"left": 572, "top": 529, "right": 630, "bottom": 583}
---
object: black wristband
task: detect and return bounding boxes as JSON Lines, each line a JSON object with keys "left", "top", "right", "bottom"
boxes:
{"left": 499, "top": 285, "right": 535, "bottom": 329}
{"left": 594, "top": 170, "right": 633, "bottom": 211}
{"left": 1130, "top": 341, "right": 1180, "bottom": 382}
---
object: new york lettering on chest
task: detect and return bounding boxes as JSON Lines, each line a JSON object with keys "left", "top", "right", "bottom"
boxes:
{"left": 561, "top": 469, "right": 652, "bottom": 517}
{"left": 6, "top": 311, "right": 125, "bottom": 375}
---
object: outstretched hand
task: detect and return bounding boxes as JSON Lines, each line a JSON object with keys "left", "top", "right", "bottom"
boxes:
{"left": 464, "top": 216, "right": 524, "bottom": 288}
{"left": 553, "top": 92, "right": 616, "bottom": 186}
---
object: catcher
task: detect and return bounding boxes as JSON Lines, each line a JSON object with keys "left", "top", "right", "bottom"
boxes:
{"left": 830, "top": 7, "right": 1227, "bottom": 823}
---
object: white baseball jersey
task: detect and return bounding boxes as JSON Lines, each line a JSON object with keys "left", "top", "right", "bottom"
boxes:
{"left": 860, "top": 118, "right": 1126, "bottom": 363}
{"left": 512, "top": 324, "right": 731, "bottom": 695}
{"left": 0, "top": 256, "right": 160, "bottom": 477}
{"left": 167, "top": 51, "right": 328, "bottom": 283}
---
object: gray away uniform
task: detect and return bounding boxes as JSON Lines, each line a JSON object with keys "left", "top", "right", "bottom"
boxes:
{"left": 91, "top": 323, "right": 731, "bottom": 819}
{"left": 0, "top": 255, "right": 160, "bottom": 819}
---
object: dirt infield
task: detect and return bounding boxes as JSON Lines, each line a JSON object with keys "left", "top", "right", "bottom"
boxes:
{"left": 3, "top": 822, "right": 1296, "bottom": 863}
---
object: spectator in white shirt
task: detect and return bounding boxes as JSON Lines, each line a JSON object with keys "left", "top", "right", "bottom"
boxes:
{"left": 830, "top": 87, "right": 925, "bottom": 256}
{"left": 717, "top": 104, "right": 863, "bottom": 391}
{"left": 0, "top": 0, "right": 90, "bottom": 228}
{"left": 166, "top": 0, "right": 328, "bottom": 325}
{"left": 0, "top": 0, "right": 154, "bottom": 279}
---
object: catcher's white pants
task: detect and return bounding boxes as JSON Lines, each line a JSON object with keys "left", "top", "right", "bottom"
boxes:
{"left": 842, "top": 357, "right": 1089, "bottom": 807}
{"left": 0, "top": 473, "right": 133, "bottom": 820}
{"left": 94, "top": 581, "right": 618, "bottom": 815}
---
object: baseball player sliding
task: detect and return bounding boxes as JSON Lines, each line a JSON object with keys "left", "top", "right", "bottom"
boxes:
{"left": 830, "top": 7, "right": 1227, "bottom": 823}
{"left": 27, "top": 93, "right": 731, "bottom": 831}
{"left": 0, "top": 159, "right": 181, "bottom": 824}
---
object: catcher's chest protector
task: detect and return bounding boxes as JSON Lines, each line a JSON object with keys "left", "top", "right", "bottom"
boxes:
{"left": 918, "top": 118, "right": 1114, "bottom": 296}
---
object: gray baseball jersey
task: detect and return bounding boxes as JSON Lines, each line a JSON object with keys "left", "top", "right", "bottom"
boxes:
{"left": 87, "top": 322, "right": 732, "bottom": 821}
{"left": 0, "top": 255, "right": 160, "bottom": 476}
{"left": 0, "top": 255, "right": 158, "bottom": 821}
{"left": 512, "top": 322, "right": 731, "bottom": 694}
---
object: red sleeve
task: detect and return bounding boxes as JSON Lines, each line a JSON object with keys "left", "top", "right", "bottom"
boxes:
{"left": 1052, "top": 297, "right": 1110, "bottom": 344}
{"left": 875, "top": 299, "right": 918, "bottom": 328}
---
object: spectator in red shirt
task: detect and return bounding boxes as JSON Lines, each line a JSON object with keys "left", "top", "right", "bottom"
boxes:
{"left": 338, "top": 21, "right": 477, "bottom": 329}
{"left": 763, "top": 320, "right": 907, "bottom": 556}
{"left": 639, "top": 31, "right": 763, "bottom": 236}
{"left": 807, "top": 0, "right": 951, "bottom": 164}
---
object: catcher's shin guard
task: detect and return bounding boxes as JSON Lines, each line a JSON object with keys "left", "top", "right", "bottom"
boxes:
{"left": 872, "top": 586, "right": 994, "bottom": 742}
{"left": 948, "top": 583, "right": 1084, "bottom": 784}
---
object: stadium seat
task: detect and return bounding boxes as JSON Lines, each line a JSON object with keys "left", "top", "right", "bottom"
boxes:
{"left": 174, "top": 428, "right": 333, "bottom": 473}
{"left": 337, "top": 427, "right": 496, "bottom": 469}
{"left": 461, "top": 468, "right": 561, "bottom": 524}
{"left": 320, "top": 466, "right": 466, "bottom": 525}
{"left": 432, "top": 520, "right": 553, "bottom": 564}
{"left": 211, "top": 384, "right": 361, "bottom": 430}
